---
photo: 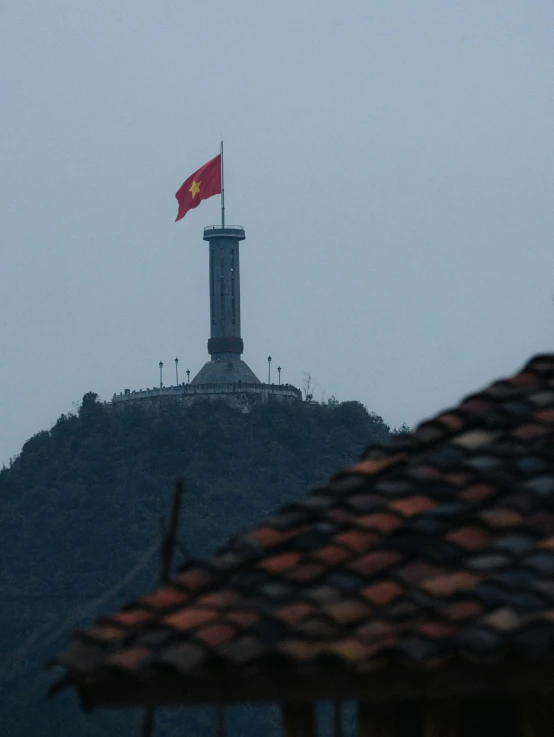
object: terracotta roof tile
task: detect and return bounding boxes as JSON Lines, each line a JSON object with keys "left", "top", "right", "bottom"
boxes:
{"left": 525, "top": 476, "right": 554, "bottom": 496}
{"left": 334, "top": 529, "right": 380, "bottom": 553}
{"left": 194, "top": 623, "right": 236, "bottom": 648}
{"left": 55, "top": 354, "right": 554, "bottom": 706}
{"left": 435, "top": 413, "right": 465, "bottom": 431}
{"left": 345, "top": 493, "right": 385, "bottom": 512}
{"left": 163, "top": 607, "right": 217, "bottom": 632}
{"left": 389, "top": 496, "right": 437, "bottom": 517}
{"left": 105, "top": 647, "right": 151, "bottom": 671}
{"left": 415, "top": 621, "right": 456, "bottom": 639}
{"left": 422, "top": 572, "right": 482, "bottom": 597}
{"left": 160, "top": 642, "right": 205, "bottom": 674}
{"left": 274, "top": 602, "right": 313, "bottom": 625}
{"left": 258, "top": 552, "right": 301, "bottom": 574}
{"left": 295, "top": 616, "right": 341, "bottom": 639}
{"left": 305, "top": 585, "right": 342, "bottom": 605}
{"left": 484, "top": 607, "right": 522, "bottom": 632}
{"left": 349, "top": 550, "right": 402, "bottom": 578}
{"left": 539, "top": 536, "right": 554, "bottom": 551}
{"left": 82, "top": 624, "right": 128, "bottom": 644}
{"left": 361, "top": 580, "right": 402, "bottom": 607}
{"left": 442, "top": 600, "right": 483, "bottom": 622}
{"left": 467, "top": 552, "right": 511, "bottom": 571}
{"left": 452, "top": 429, "right": 501, "bottom": 449}
{"left": 322, "top": 638, "right": 369, "bottom": 663}
{"left": 325, "top": 507, "right": 360, "bottom": 525}
{"left": 394, "top": 561, "right": 446, "bottom": 586}
{"left": 527, "top": 512, "right": 554, "bottom": 536}
{"left": 356, "top": 512, "right": 401, "bottom": 533}
{"left": 195, "top": 589, "right": 241, "bottom": 609}
{"left": 172, "top": 568, "right": 214, "bottom": 594}
{"left": 355, "top": 619, "right": 403, "bottom": 644}
{"left": 445, "top": 527, "right": 491, "bottom": 551}
{"left": 478, "top": 508, "right": 522, "bottom": 529}
{"left": 285, "top": 562, "right": 326, "bottom": 583}
{"left": 138, "top": 587, "right": 189, "bottom": 613}
{"left": 224, "top": 610, "right": 259, "bottom": 628}
{"left": 279, "top": 639, "right": 320, "bottom": 660}
{"left": 104, "top": 609, "right": 153, "bottom": 628}
{"left": 312, "top": 544, "right": 353, "bottom": 565}
{"left": 460, "top": 397, "right": 498, "bottom": 413}
{"left": 220, "top": 636, "right": 266, "bottom": 664}
{"left": 349, "top": 454, "right": 407, "bottom": 475}
{"left": 249, "top": 526, "right": 295, "bottom": 547}
{"left": 535, "top": 407, "right": 554, "bottom": 424}
{"left": 513, "top": 424, "right": 549, "bottom": 441}
{"left": 460, "top": 483, "right": 498, "bottom": 502}
{"left": 324, "top": 600, "right": 372, "bottom": 625}
{"left": 415, "top": 424, "right": 447, "bottom": 444}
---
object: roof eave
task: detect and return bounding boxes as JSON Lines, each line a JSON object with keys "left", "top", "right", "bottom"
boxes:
{"left": 74, "top": 658, "right": 554, "bottom": 709}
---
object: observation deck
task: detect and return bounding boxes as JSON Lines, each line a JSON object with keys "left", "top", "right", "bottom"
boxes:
{"left": 203, "top": 225, "right": 245, "bottom": 240}
{"left": 112, "top": 381, "right": 302, "bottom": 406}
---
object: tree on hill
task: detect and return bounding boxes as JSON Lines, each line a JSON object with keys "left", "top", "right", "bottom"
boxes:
{"left": 0, "top": 393, "right": 393, "bottom": 737}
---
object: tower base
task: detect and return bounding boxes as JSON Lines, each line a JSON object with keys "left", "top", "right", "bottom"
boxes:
{"left": 190, "top": 358, "right": 260, "bottom": 385}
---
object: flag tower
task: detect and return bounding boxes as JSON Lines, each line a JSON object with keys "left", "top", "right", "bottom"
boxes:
{"left": 111, "top": 146, "right": 302, "bottom": 405}
{"left": 190, "top": 144, "right": 261, "bottom": 385}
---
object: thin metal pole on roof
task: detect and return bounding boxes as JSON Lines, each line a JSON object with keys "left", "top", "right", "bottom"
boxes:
{"left": 141, "top": 480, "right": 185, "bottom": 737}
{"left": 161, "top": 479, "right": 184, "bottom": 584}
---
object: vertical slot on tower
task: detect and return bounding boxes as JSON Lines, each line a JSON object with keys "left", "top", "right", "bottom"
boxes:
{"left": 220, "top": 248, "right": 225, "bottom": 325}
{"left": 210, "top": 246, "right": 215, "bottom": 324}
{"left": 231, "top": 249, "right": 235, "bottom": 324}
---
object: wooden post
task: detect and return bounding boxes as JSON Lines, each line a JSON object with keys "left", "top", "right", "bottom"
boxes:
{"left": 520, "top": 697, "right": 553, "bottom": 737}
{"left": 358, "top": 702, "right": 395, "bottom": 737}
{"left": 217, "top": 704, "right": 225, "bottom": 737}
{"left": 282, "top": 702, "right": 317, "bottom": 737}
{"left": 334, "top": 700, "right": 343, "bottom": 737}
{"left": 141, "top": 708, "right": 155, "bottom": 737}
{"left": 141, "top": 480, "right": 185, "bottom": 737}
{"left": 422, "top": 700, "right": 459, "bottom": 737}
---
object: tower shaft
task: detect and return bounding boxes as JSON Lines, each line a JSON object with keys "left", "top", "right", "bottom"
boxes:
{"left": 204, "top": 226, "right": 246, "bottom": 360}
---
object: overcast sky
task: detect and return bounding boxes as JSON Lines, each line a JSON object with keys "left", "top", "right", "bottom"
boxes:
{"left": 1, "top": 0, "right": 553, "bottom": 465}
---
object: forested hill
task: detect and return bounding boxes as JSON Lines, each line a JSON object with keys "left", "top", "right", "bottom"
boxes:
{"left": 0, "top": 393, "right": 393, "bottom": 737}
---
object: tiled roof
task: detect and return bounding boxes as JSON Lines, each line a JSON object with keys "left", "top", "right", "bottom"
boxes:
{"left": 54, "top": 355, "right": 554, "bottom": 707}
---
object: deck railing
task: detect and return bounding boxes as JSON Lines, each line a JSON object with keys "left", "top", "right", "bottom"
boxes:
{"left": 112, "top": 382, "right": 301, "bottom": 403}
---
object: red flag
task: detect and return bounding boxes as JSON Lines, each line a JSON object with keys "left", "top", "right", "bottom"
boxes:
{"left": 175, "top": 154, "right": 222, "bottom": 222}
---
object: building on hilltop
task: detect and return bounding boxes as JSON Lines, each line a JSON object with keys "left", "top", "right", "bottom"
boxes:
{"left": 112, "top": 223, "right": 301, "bottom": 408}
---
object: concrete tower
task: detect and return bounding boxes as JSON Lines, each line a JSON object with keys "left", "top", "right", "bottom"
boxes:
{"left": 190, "top": 225, "right": 261, "bottom": 385}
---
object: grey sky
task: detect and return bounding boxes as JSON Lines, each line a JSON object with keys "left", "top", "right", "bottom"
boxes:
{"left": 1, "top": 0, "right": 553, "bottom": 466}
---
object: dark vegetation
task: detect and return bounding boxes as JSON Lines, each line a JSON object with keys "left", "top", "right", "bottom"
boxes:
{"left": 0, "top": 393, "right": 393, "bottom": 736}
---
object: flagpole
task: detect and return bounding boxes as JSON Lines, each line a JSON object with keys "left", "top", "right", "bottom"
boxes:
{"left": 220, "top": 140, "right": 225, "bottom": 228}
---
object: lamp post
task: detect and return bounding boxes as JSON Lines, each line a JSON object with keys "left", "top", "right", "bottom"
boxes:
{"left": 267, "top": 355, "right": 272, "bottom": 384}
{"left": 159, "top": 361, "right": 163, "bottom": 389}
{"left": 175, "top": 357, "right": 179, "bottom": 386}
{"left": 277, "top": 366, "right": 281, "bottom": 385}
{"left": 186, "top": 369, "right": 190, "bottom": 384}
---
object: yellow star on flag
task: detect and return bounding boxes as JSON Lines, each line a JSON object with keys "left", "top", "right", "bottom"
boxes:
{"left": 189, "top": 180, "right": 201, "bottom": 198}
